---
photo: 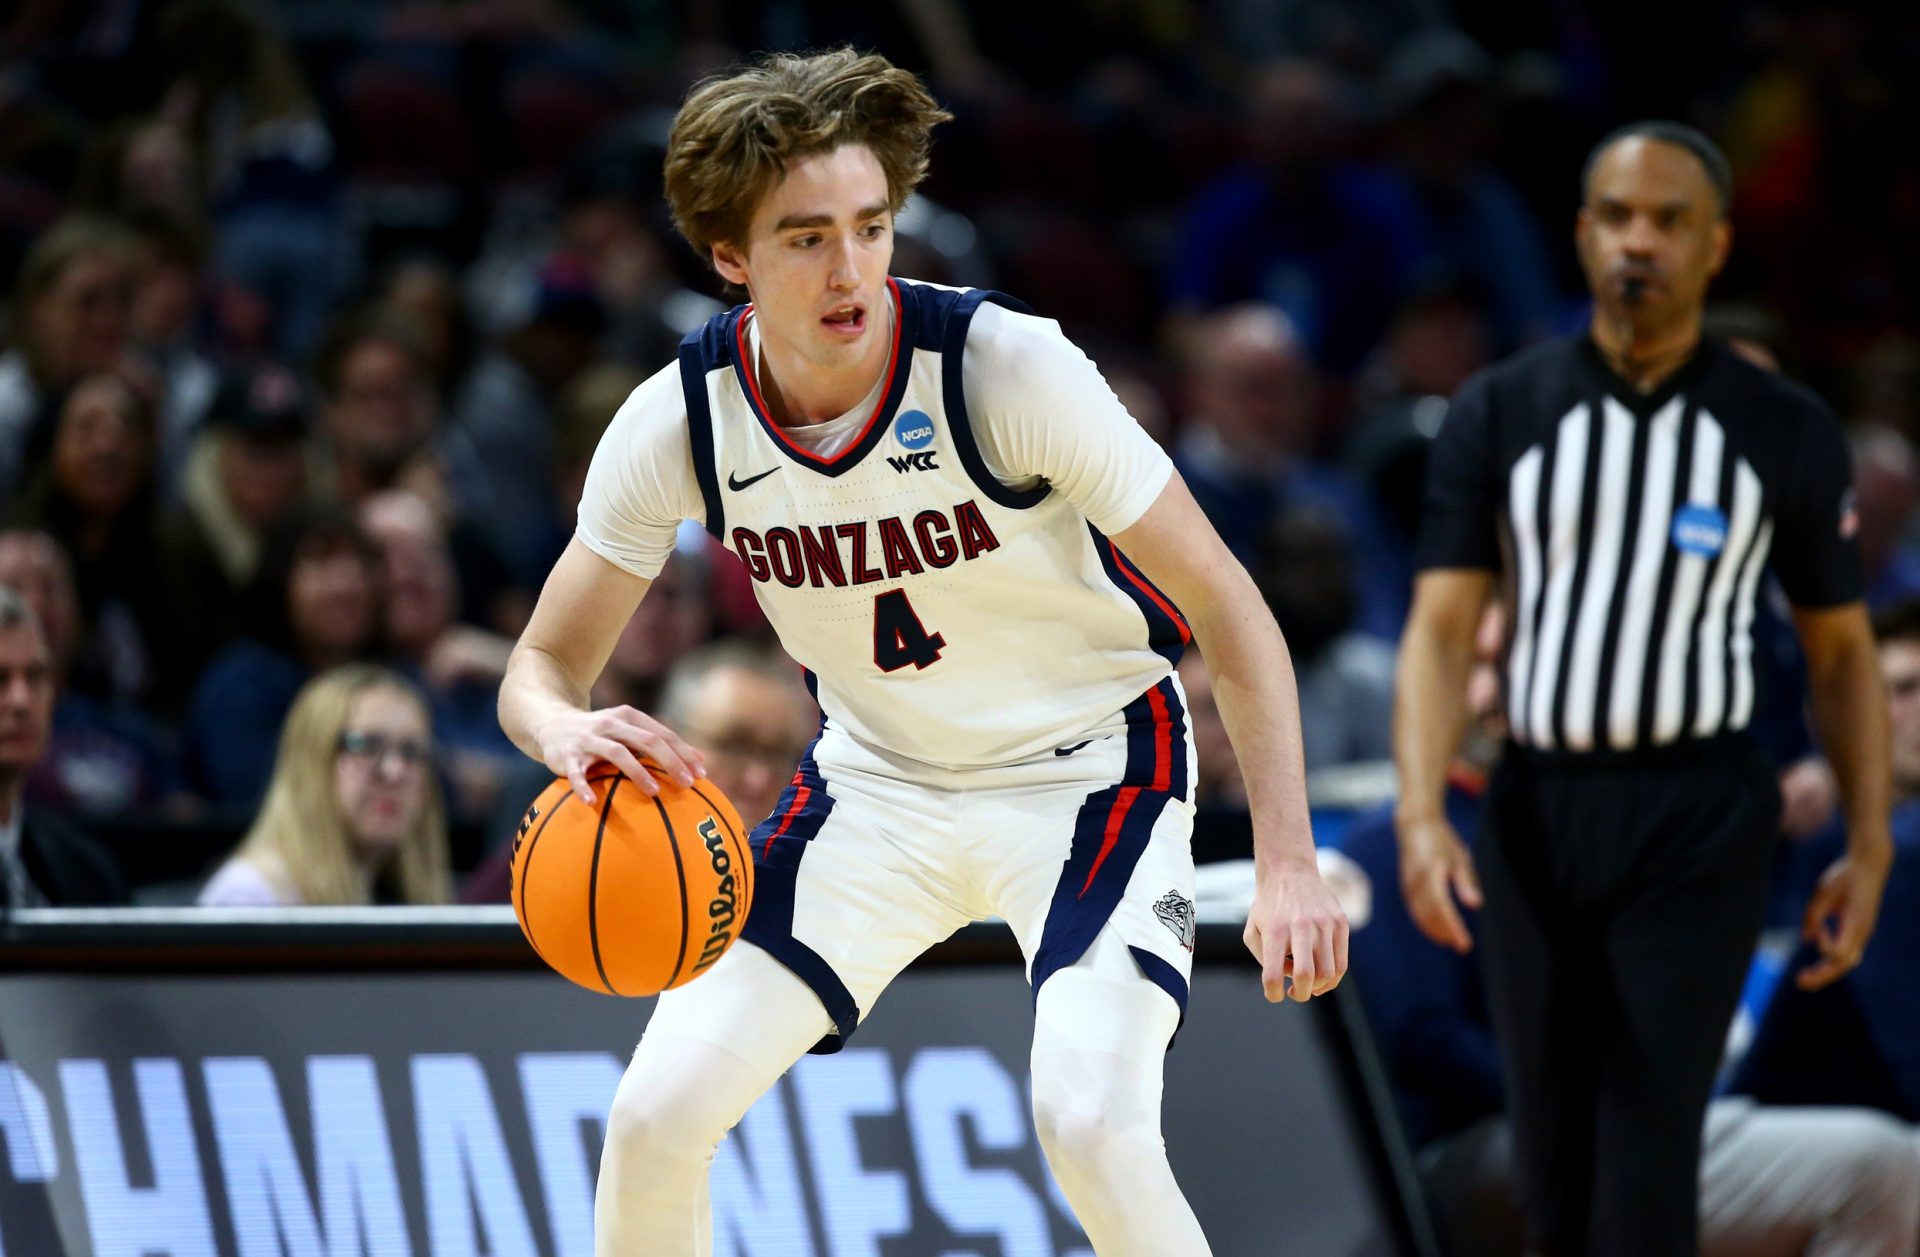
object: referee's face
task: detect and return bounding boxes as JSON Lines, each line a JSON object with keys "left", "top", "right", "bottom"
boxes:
{"left": 1576, "top": 137, "right": 1730, "bottom": 326}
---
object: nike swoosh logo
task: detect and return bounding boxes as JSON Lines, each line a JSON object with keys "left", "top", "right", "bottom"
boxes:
{"left": 728, "top": 467, "right": 778, "bottom": 491}
{"left": 1054, "top": 740, "right": 1094, "bottom": 757}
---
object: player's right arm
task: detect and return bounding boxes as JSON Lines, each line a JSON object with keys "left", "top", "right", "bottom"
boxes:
{"left": 499, "top": 363, "right": 707, "bottom": 806}
{"left": 499, "top": 541, "right": 706, "bottom": 805}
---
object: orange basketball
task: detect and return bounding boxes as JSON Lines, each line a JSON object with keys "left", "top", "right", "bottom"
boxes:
{"left": 510, "top": 763, "right": 753, "bottom": 997}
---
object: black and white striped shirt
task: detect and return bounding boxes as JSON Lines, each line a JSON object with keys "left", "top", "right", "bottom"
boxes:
{"left": 1419, "top": 336, "right": 1862, "bottom": 754}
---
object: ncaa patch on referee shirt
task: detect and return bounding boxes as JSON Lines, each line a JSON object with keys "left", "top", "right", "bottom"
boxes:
{"left": 1672, "top": 504, "right": 1729, "bottom": 558}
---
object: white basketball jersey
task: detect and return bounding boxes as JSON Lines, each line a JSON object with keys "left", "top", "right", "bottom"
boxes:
{"left": 679, "top": 279, "right": 1187, "bottom": 768}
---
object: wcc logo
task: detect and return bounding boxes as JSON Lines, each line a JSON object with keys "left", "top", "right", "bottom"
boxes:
{"left": 889, "top": 409, "right": 939, "bottom": 473}
{"left": 1671, "top": 503, "right": 1729, "bottom": 558}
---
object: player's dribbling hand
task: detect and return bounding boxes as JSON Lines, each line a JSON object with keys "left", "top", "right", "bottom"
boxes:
{"left": 534, "top": 706, "right": 707, "bottom": 806}
{"left": 1243, "top": 856, "right": 1350, "bottom": 1004}
{"left": 1396, "top": 814, "right": 1482, "bottom": 954}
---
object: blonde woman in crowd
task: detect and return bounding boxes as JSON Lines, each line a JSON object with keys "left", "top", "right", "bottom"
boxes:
{"left": 199, "top": 664, "right": 450, "bottom": 906}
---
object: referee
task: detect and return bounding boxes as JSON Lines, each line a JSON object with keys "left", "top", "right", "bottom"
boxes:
{"left": 1394, "top": 122, "right": 1893, "bottom": 1257}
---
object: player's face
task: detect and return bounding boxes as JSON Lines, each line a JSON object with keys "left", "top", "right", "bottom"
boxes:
{"left": 1882, "top": 640, "right": 1920, "bottom": 797}
{"left": 334, "top": 686, "right": 433, "bottom": 860}
{"left": 712, "top": 144, "right": 895, "bottom": 377}
{"left": 1576, "top": 137, "right": 1730, "bottom": 326}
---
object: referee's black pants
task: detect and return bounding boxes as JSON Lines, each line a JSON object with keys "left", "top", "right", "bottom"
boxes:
{"left": 1477, "top": 734, "right": 1780, "bottom": 1257}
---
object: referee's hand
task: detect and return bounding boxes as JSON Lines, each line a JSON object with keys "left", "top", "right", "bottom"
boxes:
{"left": 1796, "top": 851, "right": 1891, "bottom": 991}
{"left": 1396, "top": 816, "right": 1483, "bottom": 954}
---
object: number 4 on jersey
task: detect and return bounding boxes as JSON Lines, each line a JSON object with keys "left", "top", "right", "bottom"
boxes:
{"left": 872, "top": 589, "right": 945, "bottom": 672}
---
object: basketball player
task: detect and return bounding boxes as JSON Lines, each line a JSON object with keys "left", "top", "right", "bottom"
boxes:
{"left": 498, "top": 48, "right": 1346, "bottom": 1256}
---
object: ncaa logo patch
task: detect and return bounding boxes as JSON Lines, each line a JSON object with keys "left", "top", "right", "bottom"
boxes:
{"left": 893, "top": 409, "right": 935, "bottom": 451}
{"left": 1671, "top": 503, "right": 1729, "bottom": 558}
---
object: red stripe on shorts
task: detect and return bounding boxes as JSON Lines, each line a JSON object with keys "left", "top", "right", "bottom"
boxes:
{"left": 1078, "top": 686, "right": 1174, "bottom": 896}
{"left": 764, "top": 784, "right": 812, "bottom": 850}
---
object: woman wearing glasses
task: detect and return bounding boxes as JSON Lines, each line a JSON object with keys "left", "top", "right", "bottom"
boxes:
{"left": 199, "top": 664, "right": 451, "bottom": 906}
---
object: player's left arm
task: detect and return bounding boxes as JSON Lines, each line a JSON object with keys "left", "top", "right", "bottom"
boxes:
{"left": 1111, "top": 472, "right": 1349, "bottom": 1004}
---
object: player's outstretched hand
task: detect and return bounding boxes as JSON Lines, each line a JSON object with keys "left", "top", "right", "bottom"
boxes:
{"left": 534, "top": 706, "right": 707, "bottom": 806}
{"left": 1243, "top": 855, "right": 1350, "bottom": 1004}
{"left": 1396, "top": 813, "right": 1482, "bottom": 954}
{"left": 1797, "top": 849, "right": 1891, "bottom": 991}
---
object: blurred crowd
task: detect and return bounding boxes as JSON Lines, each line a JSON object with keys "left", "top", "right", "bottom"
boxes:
{"left": 4, "top": 1, "right": 1920, "bottom": 1246}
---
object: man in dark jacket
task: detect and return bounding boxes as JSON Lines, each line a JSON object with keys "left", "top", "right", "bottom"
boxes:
{"left": 0, "top": 584, "right": 127, "bottom": 908}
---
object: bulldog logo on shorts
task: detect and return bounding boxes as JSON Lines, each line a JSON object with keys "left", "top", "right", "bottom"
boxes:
{"left": 1154, "top": 891, "right": 1197, "bottom": 953}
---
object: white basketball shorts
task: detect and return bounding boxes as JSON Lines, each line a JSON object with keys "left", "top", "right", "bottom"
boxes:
{"left": 728, "top": 675, "right": 1199, "bottom": 1053}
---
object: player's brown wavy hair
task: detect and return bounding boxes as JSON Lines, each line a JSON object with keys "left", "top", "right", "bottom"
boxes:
{"left": 663, "top": 48, "right": 951, "bottom": 262}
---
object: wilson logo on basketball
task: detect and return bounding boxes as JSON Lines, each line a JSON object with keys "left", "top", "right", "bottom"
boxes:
{"left": 693, "top": 816, "right": 740, "bottom": 975}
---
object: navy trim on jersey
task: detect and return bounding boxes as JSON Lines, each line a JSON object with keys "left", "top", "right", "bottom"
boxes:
{"left": 1127, "top": 945, "right": 1189, "bottom": 1043}
{"left": 739, "top": 739, "right": 860, "bottom": 1052}
{"left": 721, "top": 278, "right": 916, "bottom": 478}
{"left": 1090, "top": 523, "right": 1192, "bottom": 667}
{"left": 1029, "top": 677, "right": 1190, "bottom": 1003}
{"left": 925, "top": 284, "right": 1053, "bottom": 510}
{"left": 677, "top": 329, "right": 726, "bottom": 538}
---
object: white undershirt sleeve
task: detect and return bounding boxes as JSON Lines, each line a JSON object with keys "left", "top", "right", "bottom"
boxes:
{"left": 961, "top": 303, "right": 1173, "bottom": 535}
{"left": 574, "top": 363, "right": 705, "bottom": 580}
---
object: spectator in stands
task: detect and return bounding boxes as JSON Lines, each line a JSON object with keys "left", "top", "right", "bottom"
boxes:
{"left": 311, "top": 308, "right": 443, "bottom": 509}
{"left": 554, "top": 363, "right": 648, "bottom": 518}
{"left": 358, "top": 489, "right": 517, "bottom": 820}
{"left": 1344, "top": 612, "right": 1920, "bottom": 1257}
{"left": 73, "top": 112, "right": 204, "bottom": 225}
{"left": 0, "top": 585, "right": 128, "bottom": 908}
{"left": 312, "top": 308, "right": 519, "bottom": 632}
{"left": 155, "top": 0, "right": 345, "bottom": 358}
{"left": 1345, "top": 285, "right": 1496, "bottom": 549}
{"left": 1848, "top": 425, "right": 1920, "bottom": 610}
{"left": 555, "top": 146, "right": 699, "bottom": 369}
{"left": 1173, "top": 304, "right": 1405, "bottom": 637}
{"left": 1253, "top": 508, "right": 1396, "bottom": 769}
{"left": 1735, "top": 598, "right": 1920, "bottom": 1120}
{"left": 593, "top": 549, "right": 715, "bottom": 715}
{"left": 1165, "top": 59, "right": 1424, "bottom": 373}
{"left": 159, "top": 361, "right": 312, "bottom": 676}
{"left": 186, "top": 506, "right": 385, "bottom": 807}
{"left": 123, "top": 207, "right": 217, "bottom": 493}
{"left": 442, "top": 256, "right": 606, "bottom": 587}
{"left": 463, "top": 639, "right": 814, "bottom": 903}
{"left": 0, "top": 217, "right": 136, "bottom": 499}
{"left": 199, "top": 665, "right": 450, "bottom": 907}
{"left": 8, "top": 368, "right": 177, "bottom": 710}
{"left": 0, "top": 529, "right": 182, "bottom": 820}
{"left": 1378, "top": 30, "right": 1559, "bottom": 350}
{"left": 376, "top": 258, "right": 476, "bottom": 408}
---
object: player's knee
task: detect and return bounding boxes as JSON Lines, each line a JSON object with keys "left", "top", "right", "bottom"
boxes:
{"left": 1030, "top": 1086, "right": 1158, "bottom": 1176}
{"left": 603, "top": 1063, "right": 734, "bottom": 1166}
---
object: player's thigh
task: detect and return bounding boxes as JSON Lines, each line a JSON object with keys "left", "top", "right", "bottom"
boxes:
{"left": 750, "top": 771, "right": 974, "bottom": 1031}
{"left": 979, "top": 754, "right": 1199, "bottom": 1013}
{"left": 640, "top": 939, "right": 835, "bottom": 1079}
